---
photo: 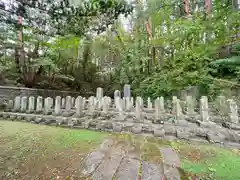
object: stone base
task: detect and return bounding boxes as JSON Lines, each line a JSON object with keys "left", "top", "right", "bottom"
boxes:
{"left": 176, "top": 129, "right": 191, "bottom": 140}
{"left": 222, "top": 122, "right": 240, "bottom": 130}
{"left": 9, "top": 114, "right": 17, "bottom": 120}
{"left": 17, "top": 115, "right": 25, "bottom": 120}
{"left": 131, "top": 125, "right": 142, "bottom": 134}
{"left": 26, "top": 115, "right": 35, "bottom": 122}
{"left": 207, "top": 132, "right": 226, "bottom": 143}
{"left": 35, "top": 117, "right": 43, "bottom": 123}
{"left": 26, "top": 110, "right": 34, "bottom": 114}
{"left": 68, "top": 117, "right": 80, "bottom": 127}
{"left": 35, "top": 111, "right": 43, "bottom": 114}
{"left": 43, "top": 111, "right": 52, "bottom": 115}
{"left": 113, "top": 123, "right": 122, "bottom": 132}
{"left": 44, "top": 116, "right": 56, "bottom": 124}
{"left": 2, "top": 113, "right": 10, "bottom": 119}
{"left": 1, "top": 111, "right": 240, "bottom": 146}
{"left": 52, "top": 112, "right": 62, "bottom": 116}
{"left": 197, "top": 121, "right": 217, "bottom": 128}
{"left": 114, "top": 114, "right": 127, "bottom": 122}
{"left": 62, "top": 111, "right": 74, "bottom": 117}
{"left": 154, "top": 128, "right": 165, "bottom": 137}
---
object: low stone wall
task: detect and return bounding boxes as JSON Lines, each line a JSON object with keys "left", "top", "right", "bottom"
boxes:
{"left": 1, "top": 87, "right": 240, "bottom": 147}
{"left": 0, "top": 85, "right": 94, "bottom": 102}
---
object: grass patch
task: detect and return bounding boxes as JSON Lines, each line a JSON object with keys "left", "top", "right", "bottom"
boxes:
{"left": 173, "top": 141, "right": 240, "bottom": 180}
{"left": 0, "top": 120, "right": 109, "bottom": 179}
{"left": 1, "top": 121, "right": 239, "bottom": 180}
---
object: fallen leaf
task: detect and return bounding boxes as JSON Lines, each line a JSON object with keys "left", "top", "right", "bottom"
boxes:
{"left": 208, "top": 167, "right": 216, "bottom": 172}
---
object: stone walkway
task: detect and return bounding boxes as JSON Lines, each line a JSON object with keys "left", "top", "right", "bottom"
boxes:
{"left": 79, "top": 138, "right": 181, "bottom": 180}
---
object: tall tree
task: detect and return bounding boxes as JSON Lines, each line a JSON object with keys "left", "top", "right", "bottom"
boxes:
{"left": 0, "top": 0, "right": 133, "bottom": 87}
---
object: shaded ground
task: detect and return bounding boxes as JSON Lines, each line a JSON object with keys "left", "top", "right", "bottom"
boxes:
{"left": 0, "top": 120, "right": 240, "bottom": 180}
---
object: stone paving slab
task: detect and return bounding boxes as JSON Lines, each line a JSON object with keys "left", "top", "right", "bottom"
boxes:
{"left": 91, "top": 141, "right": 125, "bottom": 180}
{"left": 159, "top": 147, "right": 181, "bottom": 180}
{"left": 141, "top": 161, "right": 164, "bottom": 180}
{"left": 81, "top": 151, "right": 105, "bottom": 177}
{"left": 91, "top": 154, "right": 122, "bottom": 180}
{"left": 160, "top": 147, "right": 181, "bottom": 167}
{"left": 115, "top": 157, "right": 140, "bottom": 180}
{"left": 80, "top": 139, "right": 114, "bottom": 177}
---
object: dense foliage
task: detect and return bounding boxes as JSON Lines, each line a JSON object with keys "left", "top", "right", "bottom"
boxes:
{"left": 0, "top": 0, "right": 239, "bottom": 98}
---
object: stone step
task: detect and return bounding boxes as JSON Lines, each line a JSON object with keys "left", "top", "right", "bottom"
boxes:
{"left": 80, "top": 139, "right": 114, "bottom": 178}
{"left": 141, "top": 161, "right": 164, "bottom": 180}
{"left": 115, "top": 157, "right": 140, "bottom": 180}
{"left": 81, "top": 151, "right": 105, "bottom": 177}
{"left": 90, "top": 141, "right": 126, "bottom": 180}
{"left": 159, "top": 147, "right": 181, "bottom": 180}
{"left": 91, "top": 154, "right": 122, "bottom": 180}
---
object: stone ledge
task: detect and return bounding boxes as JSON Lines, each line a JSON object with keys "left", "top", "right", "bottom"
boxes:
{"left": 0, "top": 111, "right": 239, "bottom": 146}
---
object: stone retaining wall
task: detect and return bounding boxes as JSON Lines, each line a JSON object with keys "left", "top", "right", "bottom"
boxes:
{"left": 1, "top": 87, "right": 240, "bottom": 147}
{"left": 0, "top": 86, "right": 94, "bottom": 102}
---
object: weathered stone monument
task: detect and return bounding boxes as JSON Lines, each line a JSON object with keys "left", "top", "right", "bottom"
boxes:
{"left": 123, "top": 84, "right": 131, "bottom": 98}
{"left": 200, "top": 96, "right": 209, "bottom": 122}
{"left": 186, "top": 96, "right": 195, "bottom": 115}
{"left": 228, "top": 99, "right": 239, "bottom": 124}
{"left": 135, "top": 98, "right": 143, "bottom": 121}
{"left": 20, "top": 96, "right": 27, "bottom": 113}
{"left": 102, "top": 96, "right": 109, "bottom": 114}
{"left": 61, "top": 98, "right": 65, "bottom": 108}
{"left": 44, "top": 97, "right": 52, "bottom": 115}
{"left": 75, "top": 96, "right": 83, "bottom": 117}
{"left": 27, "top": 96, "right": 35, "bottom": 113}
{"left": 54, "top": 96, "right": 62, "bottom": 116}
{"left": 159, "top": 96, "right": 165, "bottom": 113}
{"left": 96, "top": 87, "right": 103, "bottom": 99}
{"left": 36, "top": 96, "right": 43, "bottom": 113}
{"left": 147, "top": 97, "right": 152, "bottom": 109}
{"left": 13, "top": 96, "right": 21, "bottom": 112}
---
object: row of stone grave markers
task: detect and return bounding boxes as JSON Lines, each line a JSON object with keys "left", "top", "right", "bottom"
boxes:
{"left": 1, "top": 87, "right": 240, "bottom": 146}
{"left": 4, "top": 89, "right": 239, "bottom": 126}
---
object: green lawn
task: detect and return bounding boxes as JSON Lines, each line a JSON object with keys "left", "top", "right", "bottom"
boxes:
{"left": 0, "top": 120, "right": 239, "bottom": 180}
{"left": 0, "top": 120, "right": 108, "bottom": 179}
{"left": 173, "top": 141, "right": 240, "bottom": 180}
